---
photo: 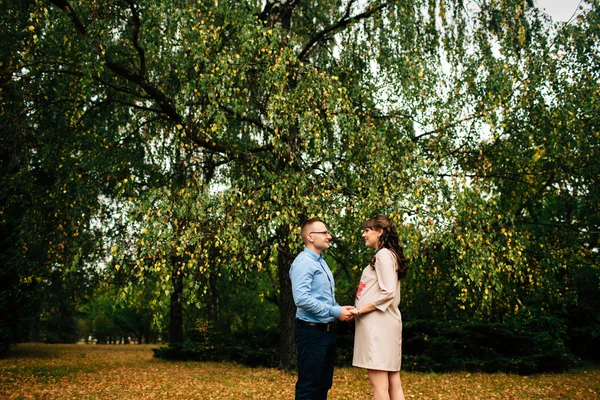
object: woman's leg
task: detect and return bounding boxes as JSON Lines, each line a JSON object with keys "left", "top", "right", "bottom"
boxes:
{"left": 388, "top": 371, "right": 405, "bottom": 400}
{"left": 367, "top": 369, "right": 390, "bottom": 400}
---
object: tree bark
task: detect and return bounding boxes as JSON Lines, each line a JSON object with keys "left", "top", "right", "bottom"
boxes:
{"left": 277, "top": 225, "right": 297, "bottom": 370}
{"left": 207, "top": 271, "right": 220, "bottom": 327}
{"left": 144, "top": 313, "right": 151, "bottom": 344}
{"left": 168, "top": 259, "right": 184, "bottom": 344}
{"left": 29, "top": 285, "right": 42, "bottom": 342}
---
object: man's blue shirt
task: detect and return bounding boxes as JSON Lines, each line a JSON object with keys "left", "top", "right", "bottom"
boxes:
{"left": 290, "top": 248, "right": 341, "bottom": 323}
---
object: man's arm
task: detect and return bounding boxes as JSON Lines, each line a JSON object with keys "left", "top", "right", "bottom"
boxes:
{"left": 290, "top": 262, "right": 341, "bottom": 319}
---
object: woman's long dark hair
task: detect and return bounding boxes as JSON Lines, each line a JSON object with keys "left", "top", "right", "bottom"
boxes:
{"left": 365, "top": 215, "right": 409, "bottom": 280}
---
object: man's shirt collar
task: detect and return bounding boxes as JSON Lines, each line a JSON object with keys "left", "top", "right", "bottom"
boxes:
{"left": 303, "top": 247, "right": 324, "bottom": 261}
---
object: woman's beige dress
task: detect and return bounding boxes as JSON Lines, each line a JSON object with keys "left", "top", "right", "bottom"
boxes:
{"left": 353, "top": 248, "right": 402, "bottom": 371}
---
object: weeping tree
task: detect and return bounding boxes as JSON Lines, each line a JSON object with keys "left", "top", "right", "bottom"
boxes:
{"left": 447, "top": 1, "right": 600, "bottom": 353}
{"left": 14, "top": 0, "right": 449, "bottom": 368}
{"left": 4, "top": 0, "right": 598, "bottom": 367}
{"left": 391, "top": 0, "right": 600, "bottom": 340}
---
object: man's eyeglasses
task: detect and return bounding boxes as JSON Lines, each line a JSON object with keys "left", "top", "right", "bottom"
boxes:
{"left": 310, "top": 231, "right": 331, "bottom": 235}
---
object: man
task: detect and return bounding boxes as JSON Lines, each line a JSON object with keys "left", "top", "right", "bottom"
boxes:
{"left": 290, "top": 217, "right": 355, "bottom": 400}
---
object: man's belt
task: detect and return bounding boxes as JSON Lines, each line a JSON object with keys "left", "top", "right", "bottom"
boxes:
{"left": 296, "top": 318, "right": 333, "bottom": 332}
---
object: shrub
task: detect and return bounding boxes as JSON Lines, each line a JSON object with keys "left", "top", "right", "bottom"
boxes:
{"left": 402, "top": 317, "right": 575, "bottom": 374}
{"left": 154, "top": 317, "right": 588, "bottom": 374}
{"left": 154, "top": 321, "right": 279, "bottom": 368}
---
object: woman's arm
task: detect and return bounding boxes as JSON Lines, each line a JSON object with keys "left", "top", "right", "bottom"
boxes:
{"left": 350, "top": 303, "right": 377, "bottom": 317}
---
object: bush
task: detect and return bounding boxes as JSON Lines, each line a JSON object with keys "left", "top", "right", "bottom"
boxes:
{"left": 565, "top": 303, "right": 600, "bottom": 363}
{"left": 154, "top": 317, "right": 587, "bottom": 374}
{"left": 402, "top": 317, "right": 575, "bottom": 374}
{"left": 0, "top": 326, "right": 12, "bottom": 357}
{"left": 154, "top": 321, "right": 279, "bottom": 368}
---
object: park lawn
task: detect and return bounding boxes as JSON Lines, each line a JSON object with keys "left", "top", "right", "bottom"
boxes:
{"left": 0, "top": 344, "right": 598, "bottom": 399}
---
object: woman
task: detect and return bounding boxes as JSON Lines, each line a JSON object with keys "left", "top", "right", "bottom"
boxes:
{"left": 351, "top": 215, "right": 409, "bottom": 400}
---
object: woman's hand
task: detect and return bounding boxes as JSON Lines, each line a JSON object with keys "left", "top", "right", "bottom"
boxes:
{"left": 340, "top": 306, "right": 356, "bottom": 322}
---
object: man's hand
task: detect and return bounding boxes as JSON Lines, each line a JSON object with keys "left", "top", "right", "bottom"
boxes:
{"left": 339, "top": 305, "right": 356, "bottom": 322}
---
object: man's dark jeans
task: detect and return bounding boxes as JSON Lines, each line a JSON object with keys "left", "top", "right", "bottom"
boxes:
{"left": 295, "top": 321, "right": 337, "bottom": 400}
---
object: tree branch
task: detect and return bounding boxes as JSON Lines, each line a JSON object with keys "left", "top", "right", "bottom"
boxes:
{"left": 125, "top": 0, "right": 146, "bottom": 75}
{"left": 260, "top": 0, "right": 301, "bottom": 29}
{"left": 103, "top": 59, "right": 183, "bottom": 123}
{"left": 108, "top": 98, "right": 162, "bottom": 113}
{"left": 220, "top": 105, "right": 274, "bottom": 135}
{"left": 49, "top": 0, "right": 86, "bottom": 35}
{"left": 31, "top": 63, "right": 149, "bottom": 99}
{"left": 515, "top": 172, "right": 556, "bottom": 218}
{"left": 413, "top": 111, "right": 488, "bottom": 141}
{"left": 50, "top": 0, "right": 272, "bottom": 159}
{"left": 298, "top": 1, "right": 390, "bottom": 61}
{"left": 49, "top": 0, "right": 176, "bottom": 117}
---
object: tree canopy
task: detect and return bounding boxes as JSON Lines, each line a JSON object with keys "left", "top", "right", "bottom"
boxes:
{"left": 1, "top": 0, "right": 598, "bottom": 367}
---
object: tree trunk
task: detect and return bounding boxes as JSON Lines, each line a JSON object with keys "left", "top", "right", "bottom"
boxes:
{"left": 259, "top": 0, "right": 302, "bottom": 370}
{"left": 144, "top": 313, "right": 151, "bottom": 345}
{"left": 277, "top": 226, "right": 297, "bottom": 370}
{"left": 207, "top": 271, "right": 220, "bottom": 327}
{"left": 29, "top": 301, "right": 41, "bottom": 342}
{"left": 169, "top": 259, "right": 184, "bottom": 344}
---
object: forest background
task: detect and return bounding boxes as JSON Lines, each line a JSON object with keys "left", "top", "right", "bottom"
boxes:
{"left": 1, "top": 0, "right": 599, "bottom": 374}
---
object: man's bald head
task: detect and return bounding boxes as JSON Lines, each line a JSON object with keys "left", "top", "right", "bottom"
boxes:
{"left": 301, "top": 218, "right": 324, "bottom": 245}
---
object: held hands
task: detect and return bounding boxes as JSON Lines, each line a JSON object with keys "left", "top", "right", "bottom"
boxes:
{"left": 339, "top": 305, "right": 357, "bottom": 322}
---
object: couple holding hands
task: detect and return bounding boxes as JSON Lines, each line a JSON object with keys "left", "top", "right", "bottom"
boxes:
{"left": 290, "top": 215, "right": 409, "bottom": 400}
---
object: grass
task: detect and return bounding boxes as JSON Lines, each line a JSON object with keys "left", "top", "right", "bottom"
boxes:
{"left": 0, "top": 343, "right": 598, "bottom": 399}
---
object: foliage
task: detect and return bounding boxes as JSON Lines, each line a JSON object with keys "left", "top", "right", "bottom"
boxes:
{"left": 1, "top": 0, "right": 599, "bottom": 369}
{"left": 37, "top": 298, "right": 80, "bottom": 344}
{"left": 1, "top": 0, "right": 145, "bottom": 349}
{"left": 78, "top": 285, "right": 162, "bottom": 344}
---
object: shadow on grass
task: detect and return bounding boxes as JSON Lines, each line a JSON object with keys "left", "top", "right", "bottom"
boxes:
{"left": 2, "top": 365, "right": 91, "bottom": 383}
{"left": 1, "top": 344, "right": 63, "bottom": 359}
